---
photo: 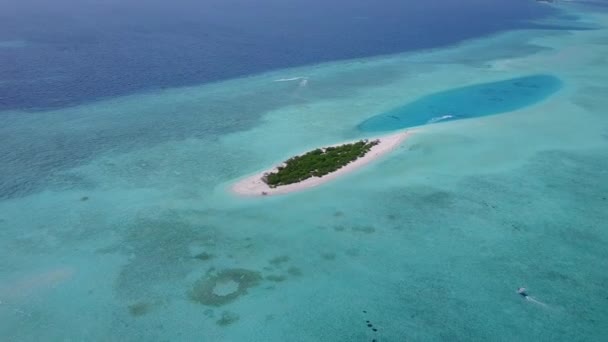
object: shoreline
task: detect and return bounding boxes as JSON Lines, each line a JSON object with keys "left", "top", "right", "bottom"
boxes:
{"left": 231, "top": 131, "right": 412, "bottom": 197}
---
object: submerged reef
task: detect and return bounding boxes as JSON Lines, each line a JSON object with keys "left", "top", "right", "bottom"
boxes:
{"left": 216, "top": 311, "right": 240, "bottom": 326}
{"left": 128, "top": 301, "right": 154, "bottom": 317}
{"left": 189, "top": 268, "right": 262, "bottom": 306}
{"left": 269, "top": 255, "right": 290, "bottom": 266}
{"left": 194, "top": 252, "right": 214, "bottom": 261}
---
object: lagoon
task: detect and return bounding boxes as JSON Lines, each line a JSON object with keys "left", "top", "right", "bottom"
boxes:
{"left": 358, "top": 74, "right": 563, "bottom": 132}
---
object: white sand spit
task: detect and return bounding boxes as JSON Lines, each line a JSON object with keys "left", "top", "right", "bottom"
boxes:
{"left": 231, "top": 131, "right": 412, "bottom": 196}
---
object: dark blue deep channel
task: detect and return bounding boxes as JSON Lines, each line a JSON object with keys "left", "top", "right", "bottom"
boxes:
{"left": 0, "top": 0, "right": 562, "bottom": 111}
{"left": 357, "top": 74, "right": 563, "bottom": 132}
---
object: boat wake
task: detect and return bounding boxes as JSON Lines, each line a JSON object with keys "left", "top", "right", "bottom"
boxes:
{"left": 427, "top": 114, "right": 455, "bottom": 124}
{"left": 274, "top": 76, "right": 309, "bottom": 89}
{"left": 274, "top": 76, "right": 307, "bottom": 82}
{"left": 525, "top": 296, "right": 548, "bottom": 307}
{"left": 518, "top": 288, "right": 549, "bottom": 308}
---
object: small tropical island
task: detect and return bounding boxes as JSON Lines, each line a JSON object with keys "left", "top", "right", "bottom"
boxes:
{"left": 264, "top": 139, "right": 379, "bottom": 187}
{"left": 232, "top": 131, "right": 411, "bottom": 196}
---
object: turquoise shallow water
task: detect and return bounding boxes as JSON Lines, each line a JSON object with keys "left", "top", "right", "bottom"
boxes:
{"left": 1, "top": 3, "right": 608, "bottom": 342}
{"left": 358, "top": 74, "right": 563, "bottom": 132}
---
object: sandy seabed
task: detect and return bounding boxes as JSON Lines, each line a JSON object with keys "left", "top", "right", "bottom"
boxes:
{"left": 231, "top": 131, "right": 412, "bottom": 196}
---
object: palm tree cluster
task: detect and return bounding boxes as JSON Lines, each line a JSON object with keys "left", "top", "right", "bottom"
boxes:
{"left": 263, "top": 139, "right": 379, "bottom": 187}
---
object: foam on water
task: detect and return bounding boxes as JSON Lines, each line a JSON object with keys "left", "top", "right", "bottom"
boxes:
{"left": 274, "top": 77, "right": 307, "bottom": 82}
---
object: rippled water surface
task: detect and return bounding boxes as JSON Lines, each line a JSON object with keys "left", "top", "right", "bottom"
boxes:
{"left": 1, "top": 1, "right": 608, "bottom": 341}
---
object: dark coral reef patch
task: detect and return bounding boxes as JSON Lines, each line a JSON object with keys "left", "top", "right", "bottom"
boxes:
{"left": 189, "top": 268, "right": 262, "bottom": 306}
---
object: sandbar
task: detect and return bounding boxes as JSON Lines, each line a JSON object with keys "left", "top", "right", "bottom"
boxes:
{"left": 231, "top": 131, "right": 412, "bottom": 196}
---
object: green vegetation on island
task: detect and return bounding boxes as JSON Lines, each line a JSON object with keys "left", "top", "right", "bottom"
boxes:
{"left": 263, "top": 139, "right": 380, "bottom": 187}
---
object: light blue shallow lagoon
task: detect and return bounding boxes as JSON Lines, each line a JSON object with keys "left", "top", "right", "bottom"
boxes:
{"left": 358, "top": 75, "right": 563, "bottom": 132}
{"left": 1, "top": 2, "right": 608, "bottom": 342}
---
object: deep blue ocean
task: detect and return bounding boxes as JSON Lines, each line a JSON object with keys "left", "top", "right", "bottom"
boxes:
{"left": 0, "top": 0, "right": 561, "bottom": 111}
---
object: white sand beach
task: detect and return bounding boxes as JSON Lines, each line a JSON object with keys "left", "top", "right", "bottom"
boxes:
{"left": 231, "top": 131, "right": 412, "bottom": 196}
